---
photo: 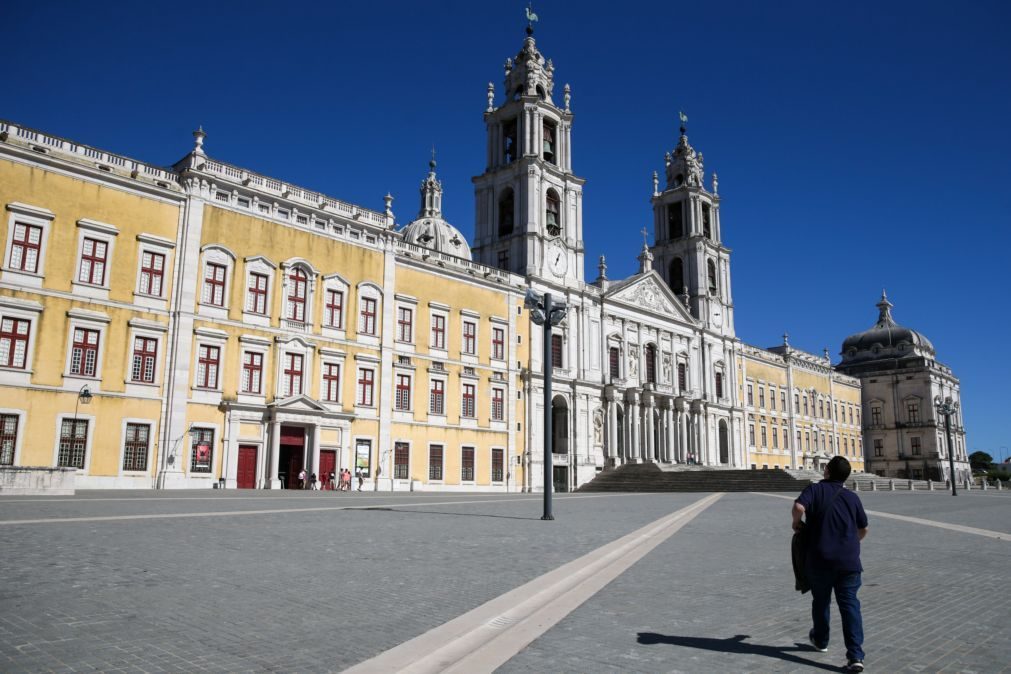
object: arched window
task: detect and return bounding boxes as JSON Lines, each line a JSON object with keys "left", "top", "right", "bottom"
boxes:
{"left": 707, "top": 259, "right": 718, "bottom": 296}
{"left": 670, "top": 258, "right": 684, "bottom": 296}
{"left": 498, "top": 188, "right": 515, "bottom": 236}
{"left": 667, "top": 202, "right": 683, "bottom": 239}
{"left": 545, "top": 190, "right": 561, "bottom": 237}
{"left": 702, "top": 203, "right": 712, "bottom": 239}
{"left": 645, "top": 344, "right": 657, "bottom": 384}
{"left": 286, "top": 268, "right": 308, "bottom": 322}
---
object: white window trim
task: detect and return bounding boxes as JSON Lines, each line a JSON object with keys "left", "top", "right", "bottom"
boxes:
{"left": 460, "top": 379, "right": 479, "bottom": 428}
{"left": 321, "top": 273, "right": 351, "bottom": 339}
{"left": 394, "top": 298, "right": 417, "bottom": 352}
{"left": 71, "top": 219, "right": 119, "bottom": 300}
{"left": 187, "top": 423, "right": 221, "bottom": 479}
{"left": 3, "top": 202, "right": 54, "bottom": 288}
{"left": 429, "top": 308, "right": 449, "bottom": 356}
{"left": 118, "top": 417, "right": 158, "bottom": 476}
{"left": 280, "top": 258, "right": 318, "bottom": 331}
{"left": 198, "top": 245, "right": 236, "bottom": 319}
{"left": 124, "top": 318, "right": 168, "bottom": 398}
{"left": 319, "top": 347, "right": 346, "bottom": 409}
{"left": 427, "top": 442, "right": 445, "bottom": 484}
{"left": 52, "top": 412, "right": 96, "bottom": 474}
{"left": 274, "top": 336, "right": 315, "bottom": 400}
{"left": 356, "top": 281, "right": 383, "bottom": 346}
{"left": 242, "top": 255, "right": 276, "bottom": 328}
{"left": 490, "top": 446, "right": 506, "bottom": 485}
{"left": 459, "top": 445, "right": 477, "bottom": 485}
{"left": 62, "top": 309, "right": 111, "bottom": 392}
{"left": 191, "top": 328, "right": 228, "bottom": 404}
{"left": 490, "top": 385, "right": 507, "bottom": 428}
{"left": 427, "top": 373, "right": 448, "bottom": 420}
{"left": 132, "top": 233, "right": 175, "bottom": 309}
{"left": 393, "top": 369, "right": 413, "bottom": 421}
{"left": 489, "top": 317, "right": 508, "bottom": 363}
{"left": 0, "top": 407, "right": 26, "bottom": 466}
{"left": 237, "top": 334, "right": 271, "bottom": 404}
{"left": 391, "top": 439, "right": 412, "bottom": 483}
{"left": 460, "top": 311, "right": 479, "bottom": 363}
{"left": 0, "top": 296, "right": 43, "bottom": 385}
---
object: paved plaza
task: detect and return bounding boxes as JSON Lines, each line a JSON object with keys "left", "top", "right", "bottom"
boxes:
{"left": 0, "top": 488, "right": 1008, "bottom": 673}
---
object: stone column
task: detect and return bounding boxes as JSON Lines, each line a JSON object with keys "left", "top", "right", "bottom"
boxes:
{"left": 309, "top": 425, "right": 320, "bottom": 482}
{"left": 606, "top": 388, "right": 618, "bottom": 461}
{"left": 678, "top": 407, "right": 688, "bottom": 463}
{"left": 267, "top": 421, "right": 281, "bottom": 489}
{"left": 664, "top": 401, "right": 675, "bottom": 463}
{"left": 627, "top": 391, "right": 641, "bottom": 461}
{"left": 642, "top": 392, "right": 654, "bottom": 462}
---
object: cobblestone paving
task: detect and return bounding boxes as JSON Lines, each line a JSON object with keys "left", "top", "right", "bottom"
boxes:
{"left": 1, "top": 489, "right": 1008, "bottom": 673}
{"left": 499, "top": 492, "right": 1011, "bottom": 674}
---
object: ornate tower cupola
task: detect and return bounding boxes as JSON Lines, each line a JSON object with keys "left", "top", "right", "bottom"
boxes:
{"left": 402, "top": 156, "right": 473, "bottom": 261}
{"left": 471, "top": 15, "right": 586, "bottom": 286}
{"left": 650, "top": 114, "right": 735, "bottom": 337}
{"left": 419, "top": 153, "right": 443, "bottom": 218}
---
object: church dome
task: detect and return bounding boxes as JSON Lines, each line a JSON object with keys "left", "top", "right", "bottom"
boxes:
{"left": 400, "top": 158, "right": 472, "bottom": 261}
{"left": 840, "top": 292, "right": 935, "bottom": 363}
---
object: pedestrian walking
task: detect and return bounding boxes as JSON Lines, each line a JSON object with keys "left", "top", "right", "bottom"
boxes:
{"left": 298, "top": 468, "right": 306, "bottom": 490}
{"left": 310, "top": 472, "right": 318, "bottom": 490}
{"left": 792, "top": 456, "right": 868, "bottom": 672}
{"left": 356, "top": 469, "right": 363, "bottom": 491}
{"left": 329, "top": 471, "right": 336, "bottom": 491}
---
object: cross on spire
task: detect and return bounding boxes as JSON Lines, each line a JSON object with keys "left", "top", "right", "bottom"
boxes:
{"left": 640, "top": 227, "right": 649, "bottom": 247}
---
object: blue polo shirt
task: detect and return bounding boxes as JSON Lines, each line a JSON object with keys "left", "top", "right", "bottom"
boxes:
{"left": 796, "top": 480, "right": 868, "bottom": 573}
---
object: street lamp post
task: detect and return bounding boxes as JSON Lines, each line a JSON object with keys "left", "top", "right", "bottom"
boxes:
{"left": 934, "top": 395, "right": 960, "bottom": 496}
{"left": 525, "top": 288, "right": 568, "bottom": 521}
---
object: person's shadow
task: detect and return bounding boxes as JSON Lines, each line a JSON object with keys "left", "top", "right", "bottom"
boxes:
{"left": 637, "top": 633, "right": 845, "bottom": 671}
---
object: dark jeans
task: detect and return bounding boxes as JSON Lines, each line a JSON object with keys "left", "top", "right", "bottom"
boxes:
{"left": 806, "top": 566, "right": 864, "bottom": 661}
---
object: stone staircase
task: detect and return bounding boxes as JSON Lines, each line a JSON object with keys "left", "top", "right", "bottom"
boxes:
{"left": 577, "top": 463, "right": 814, "bottom": 493}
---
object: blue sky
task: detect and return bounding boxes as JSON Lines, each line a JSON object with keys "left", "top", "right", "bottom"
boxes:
{"left": 7, "top": 0, "right": 1010, "bottom": 458}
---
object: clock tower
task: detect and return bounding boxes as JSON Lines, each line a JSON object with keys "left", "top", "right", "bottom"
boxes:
{"left": 651, "top": 120, "right": 735, "bottom": 338}
{"left": 471, "top": 25, "right": 586, "bottom": 286}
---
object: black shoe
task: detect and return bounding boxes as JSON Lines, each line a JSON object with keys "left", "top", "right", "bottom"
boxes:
{"left": 808, "top": 630, "right": 827, "bottom": 653}
{"left": 846, "top": 659, "right": 864, "bottom": 672}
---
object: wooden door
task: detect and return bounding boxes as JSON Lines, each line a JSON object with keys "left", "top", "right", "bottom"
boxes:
{"left": 319, "top": 450, "right": 336, "bottom": 490}
{"left": 237, "top": 445, "right": 257, "bottom": 489}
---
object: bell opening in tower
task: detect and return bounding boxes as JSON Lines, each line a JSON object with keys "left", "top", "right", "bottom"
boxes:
{"left": 545, "top": 190, "right": 561, "bottom": 237}
{"left": 503, "top": 118, "right": 518, "bottom": 164}
{"left": 543, "top": 121, "right": 556, "bottom": 165}
{"left": 668, "top": 202, "right": 684, "bottom": 239}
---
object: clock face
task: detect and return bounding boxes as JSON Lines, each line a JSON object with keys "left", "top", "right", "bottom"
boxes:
{"left": 710, "top": 305, "right": 723, "bottom": 327}
{"left": 547, "top": 242, "right": 568, "bottom": 276}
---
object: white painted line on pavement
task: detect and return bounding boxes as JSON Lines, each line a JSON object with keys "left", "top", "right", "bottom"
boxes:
{"left": 755, "top": 492, "right": 1009, "bottom": 541}
{"left": 0, "top": 494, "right": 615, "bottom": 526}
{"left": 0, "top": 493, "right": 508, "bottom": 504}
{"left": 344, "top": 493, "right": 724, "bottom": 674}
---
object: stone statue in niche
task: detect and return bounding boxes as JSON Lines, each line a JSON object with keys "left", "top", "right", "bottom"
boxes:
{"left": 662, "top": 353, "right": 672, "bottom": 383}
{"left": 628, "top": 345, "right": 639, "bottom": 378}
{"left": 593, "top": 409, "right": 604, "bottom": 446}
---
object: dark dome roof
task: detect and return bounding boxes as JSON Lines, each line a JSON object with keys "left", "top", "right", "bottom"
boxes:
{"left": 840, "top": 292, "right": 935, "bottom": 364}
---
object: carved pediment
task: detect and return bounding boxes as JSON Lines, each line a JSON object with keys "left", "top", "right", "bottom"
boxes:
{"left": 605, "top": 272, "right": 695, "bottom": 323}
{"left": 270, "top": 394, "right": 329, "bottom": 412}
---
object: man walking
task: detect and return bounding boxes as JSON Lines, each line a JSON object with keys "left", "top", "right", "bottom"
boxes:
{"left": 792, "top": 456, "right": 869, "bottom": 672}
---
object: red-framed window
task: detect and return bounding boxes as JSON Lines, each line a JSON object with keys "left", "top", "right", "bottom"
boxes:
{"left": 287, "top": 268, "right": 307, "bottom": 322}
{"left": 78, "top": 237, "right": 108, "bottom": 285}
{"left": 57, "top": 418, "right": 88, "bottom": 469}
{"left": 429, "top": 379, "right": 445, "bottom": 415}
{"left": 609, "top": 346, "right": 621, "bottom": 379}
{"left": 492, "top": 388, "right": 505, "bottom": 421}
{"left": 491, "top": 448, "right": 504, "bottom": 482}
{"left": 241, "top": 351, "right": 263, "bottom": 394}
{"left": 357, "top": 368, "right": 375, "bottom": 406}
{"left": 461, "top": 383, "right": 476, "bottom": 418}
{"left": 246, "top": 272, "right": 268, "bottom": 314}
{"left": 9, "top": 222, "right": 42, "bottom": 273}
{"left": 70, "top": 328, "right": 100, "bottom": 377}
{"left": 131, "top": 336, "right": 157, "bottom": 383}
{"left": 196, "top": 344, "right": 220, "bottom": 389}
{"left": 202, "top": 263, "right": 227, "bottom": 306}
{"left": 677, "top": 362, "right": 687, "bottom": 391}
{"left": 123, "top": 423, "right": 150, "bottom": 472}
{"left": 429, "top": 444, "right": 443, "bottom": 480}
{"left": 715, "top": 372, "right": 724, "bottom": 399}
{"left": 283, "top": 352, "right": 304, "bottom": 397}
{"left": 394, "top": 442, "right": 410, "bottom": 480}
{"left": 431, "top": 314, "right": 446, "bottom": 349}
{"left": 551, "top": 334, "right": 563, "bottom": 369}
{"left": 397, "top": 307, "right": 413, "bottom": 342}
{"left": 190, "top": 428, "right": 213, "bottom": 473}
{"left": 461, "top": 446, "right": 475, "bottom": 482}
{"left": 322, "top": 362, "right": 340, "bottom": 402}
{"left": 360, "top": 297, "right": 377, "bottom": 335}
{"left": 0, "top": 317, "right": 31, "bottom": 369}
{"left": 324, "top": 289, "right": 344, "bottom": 328}
{"left": 492, "top": 327, "right": 505, "bottom": 360}
{"left": 0, "top": 414, "right": 18, "bottom": 465}
{"left": 462, "top": 321, "right": 477, "bottom": 355}
{"left": 395, "top": 374, "right": 411, "bottom": 411}
{"left": 139, "top": 251, "right": 165, "bottom": 297}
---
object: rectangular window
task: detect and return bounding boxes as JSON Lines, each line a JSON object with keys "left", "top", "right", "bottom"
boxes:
{"left": 191, "top": 428, "right": 213, "bottom": 473}
{"left": 715, "top": 372, "right": 724, "bottom": 399}
{"left": 196, "top": 344, "right": 220, "bottom": 389}
{"left": 492, "top": 448, "right": 504, "bottom": 482}
{"left": 871, "top": 407, "right": 882, "bottom": 426}
{"left": 854, "top": 408, "right": 859, "bottom": 425}
{"left": 357, "top": 368, "right": 375, "bottom": 406}
{"left": 803, "top": 396, "right": 809, "bottom": 415}
{"left": 461, "top": 446, "right": 475, "bottom": 481}
{"left": 322, "top": 363, "right": 340, "bottom": 402}
{"left": 911, "top": 437, "right": 921, "bottom": 455}
{"left": 761, "top": 426, "right": 768, "bottom": 448}
{"left": 397, "top": 307, "right": 413, "bottom": 342}
{"left": 609, "top": 347, "right": 621, "bottom": 379}
{"left": 325, "top": 289, "right": 344, "bottom": 328}
{"left": 0, "top": 414, "right": 18, "bottom": 465}
{"left": 551, "top": 334, "right": 563, "bottom": 369}
{"left": 394, "top": 442, "right": 409, "bottom": 480}
{"left": 462, "top": 383, "right": 476, "bottom": 418}
{"left": 287, "top": 270, "right": 307, "bottom": 322}
{"left": 677, "top": 362, "right": 687, "bottom": 391}
{"left": 395, "top": 374, "right": 411, "bottom": 411}
{"left": 874, "top": 439, "right": 883, "bottom": 457}
{"left": 246, "top": 272, "right": 269, "bottom": 314}
{"left": 702, "top": 203, "right": 712, "bottom": 239}
{"left": 794, "top": 394, "right": 800, "bottom": 414}
{"left": 283, "top": 353, "right": 304, "bottom": 397}
{"left": 780, "top": 391, "right": 786, "bottom": 411}
{"left": 131, "top": 336, "right": 157, "bottom": 383}
{"left": 907, "top": 402, "right": 920, "bottom": 423}
{"left": 139, "top": 251, "right": 165, "bottom": 297}
{"left": 241, "top": 351, "right": 263, "bottom": 394}
{"left": 430, "top": 379, "right": 445, "bottom": 415}
{"left": 782, "top": 426, "right": 789, "bottom": 450}
{"left": 645, "top": 345, "right": 657, "bottom": 384}
{"left": 805, "top": 432, "right": 811, "bottom": 451}
{"left": 70, "top": 328, "right": 100, "bottom": 377}
{"left": 492, "top": 327, "right": 505, "bottom": 360}
{"left": 78, "top": 237, "right": 108, "bottom": 285}
{"left": 203, "top": 263, "right": 226, "bottom": 306}
{"left": 9, "top": 222, "right": 42, "bottom": 273}
{"left": 772, "top": 427, "right": 779, "bottom": 449}
{"left": 748, "top": 424, "right": 755, "bottom": 446}
{"left": 360, "top": 297, "right": 377, "bottom": 335}
{"left": 429, "top": 445, "right": 444, "bottom": 480}
{"left": 431, "top": 314, "right": 446, "bottom": 349}
{"left": 747, "top": 385, "right": 754, "bottom": 406}
{"left": 123, "top": 423, "right": 150, "bottom": 472}
{"left": 57, "top": 418, "right": 88, "bottom": 469}
{"left": 759, "top": 387, "right": 765, "bottom": 408}
{"left": 0, "top": 317, "right": 30, "bottom": 369}
{"left": 497, "top": 249, "right": 510, "bottom": 271}
{"left": 492, "top": 388, "right": 505, "bottom": 421}
{"left": 819, "top": 400, "right": 824, "bottom": 417}
{"left": 463, "top": 321, "right": 477, "bottom": 355}
{"left": 770, "top": 388, "right": 777, "bottom": 410}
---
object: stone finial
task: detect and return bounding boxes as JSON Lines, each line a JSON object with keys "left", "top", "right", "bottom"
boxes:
{"left": 682, "top": 289, "right": 691, "bottom": 312}
{"left": 637, "top": 241, "right": 653, "bottom": 274}
{"left": 564, "top": 83, "right": 571, "bottom": 112}
{"left": 712, "top": 171, "right": 719, "bottom": 195}
{"left": 192, "top": 126, "right": 206, "bottom": 156}
{"left": 823, "top": 348, "right": 830, "bottom": 361}
{"left": 597, "top": 254, "right": 607, "bottom": 280}
{"left": 383, "top": 193, "right": 394, "bottom": 218}
{"left": 876, "top": 290, "right": 895, "bottom": 326}
{"left": 504, "top": 58, "right": 513, "bottom": 78}
{"left": 783, "top": 332, "right": 790, "bottom": 346}
{"left": 652, "top": 171, "right": 659, "bottom": 197}
{"left": 486, "top": 82, "right": 495, "bottom": 112}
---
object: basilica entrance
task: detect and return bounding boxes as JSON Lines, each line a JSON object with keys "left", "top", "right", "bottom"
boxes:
{"left": 278, "top": 425, "right": 305, "bottom": 489}
{"left": 719, "top": 420, "right": 729, "bottom": 464}
{"left": 553, "top": 465, "right": 568, "bottom": 493}
{"left": 319, "top": 449, "right": 336, "bottom": 489}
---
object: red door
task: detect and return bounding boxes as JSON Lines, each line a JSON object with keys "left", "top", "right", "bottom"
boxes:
{"left": 319, "top": 450, "right": 336, "bottom": 490}
{"left": 237, "top": 445, "right": 257, "bottom": 489}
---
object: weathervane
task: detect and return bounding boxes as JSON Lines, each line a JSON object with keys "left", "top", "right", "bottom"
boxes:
{"left": 526, "top": 3, "right": 539, "bottom": 32}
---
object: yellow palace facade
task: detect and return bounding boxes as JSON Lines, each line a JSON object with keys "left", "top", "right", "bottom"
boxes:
{"left": 0, "top": 121, "right": 528, "bottom": 490}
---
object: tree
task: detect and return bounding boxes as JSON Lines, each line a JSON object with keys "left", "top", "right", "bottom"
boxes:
{"left": 969, "top": 451, "right": 993, "bottom": 472}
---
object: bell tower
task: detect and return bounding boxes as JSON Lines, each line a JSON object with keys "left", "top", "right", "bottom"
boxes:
{"left": 651, "top": 117, "right": 735, "bottom": 337}
{"left": 471, "top": 24, "right": 585, "bottom": 286}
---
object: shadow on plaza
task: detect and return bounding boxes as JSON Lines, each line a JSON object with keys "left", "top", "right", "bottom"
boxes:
{"left": 359, "top": 506, "right": 541, "bottom": 521}
{"left": 637, "top": 633, "right": 845, "bottom": 671}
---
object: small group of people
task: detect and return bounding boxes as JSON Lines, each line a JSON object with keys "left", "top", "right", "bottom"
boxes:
{"left": 295, "top": 468, "right": 360, "bottom": 491}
